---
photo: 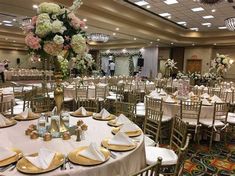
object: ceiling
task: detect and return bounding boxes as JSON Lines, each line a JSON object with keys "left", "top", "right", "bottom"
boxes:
{"left": 0, "top": 0, "right": 235, "bottom": 51}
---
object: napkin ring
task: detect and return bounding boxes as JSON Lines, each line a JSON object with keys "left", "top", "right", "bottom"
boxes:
{"left": 43, "top": 133, "right": 52, "bottom": 141}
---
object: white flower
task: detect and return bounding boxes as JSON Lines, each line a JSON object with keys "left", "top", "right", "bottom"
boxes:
{"left": 52, "top": 20, "right": 66, "bottom": 34}
{"left": 53, "top": 35, "right": 64, "bottom": 45}
{"left": 222, "top": 58, "right": 228, "bottom": 64}
{"left": 38, "top": 2, "right": 61, "bottom": 14}
{"left": 57, "top": 55, "right": 64, "bottom": 62}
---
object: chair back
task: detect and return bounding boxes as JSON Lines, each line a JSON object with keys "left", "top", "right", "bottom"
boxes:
{"left": 77, "top": 99, "right": 99, "bottom": 113}
{"left": 31, "top": 97, "right": 51, "bottom": 113}
{"left": 170, "top": 117, "right": 188, "bottom": 153}
{"left": 213, "top": 102, "right": 229, "bottom": 123}
{"left": 131, "top": 157, "right": 162, "bottom": 176}
{"left": 145, "top": 97, "right": 162, "bottom": 111}
{"left": 95, "top": 85, "right": 107, "bottom": 100}
{"left": 115, "top": 101, "right": 136, "bottom": 122}
{"left": 144, "top": 107, "right": 163, "bottom": 143}
{"left": 75, "top": 85, "right": 88, "bottom": 101}
{"left": 180, "top": 100, "right": 202, "bottom": 124}
{"left": 128, "top": 91, "right": 141, "bottom": 104}
{"left": 0, "top": 99, "right": 14, "bottom": 116}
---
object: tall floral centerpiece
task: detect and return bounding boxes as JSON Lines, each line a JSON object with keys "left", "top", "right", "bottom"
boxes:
{"left": 210, "top": 53, "right": 232, "bottom": 80}
{"left": 164, "top": 59, "right": 177, "bottom": 78}
{"left": 23, "top": 0, "right": 87, "bottom": 113}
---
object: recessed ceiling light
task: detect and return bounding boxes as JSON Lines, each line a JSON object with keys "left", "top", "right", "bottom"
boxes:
{"left": 2, "top": 20, "right": 12, "bottom": 24}
{"left": 135, "top": 1, "right": 149, "bottom": 6}
{"left": 157, "top": 38, "right": 160, "bottom": 41}
{"left": 191, "top": 7, "right": 204, "bottom": 12}
{"left": 116, "top": 27, "right": 119, "bottom": 31}
{"left": 13, "top": 19, "right": 16, "bottom": 21}
{"left": 218, "top": 26, "right": 227, "bottom": 29}
{"left": 167, "top": 16, "right": 172, "bottom": 19}
{"left": 13, "top": 40, "right": 16, "bottom": 42}
{"left": 33, "top": 5, "right": 38, "bottom": 9}
{"left": 84, "top": 26, "right": 88, "bottom": 29}
{"left": 113, "top": 33, "right": 116, "bottom": 36}
{"left": 202, "top": 22, "right": 211, "bottom": 26}
{"left": 0, "top": 23, "right": 2, "bottom": 25}
{"left": 150, "top": 42, "right": 153, "bottom": 44}
{"left": 159, "top": 13, "right": 171, "bottom": 17}
{"left": 5, "top": 38, "right": 8, "bottom": 40}
{"left": 214, "top": 43, "right": 217, "bottom": 45}
{"left": 146, "top": 5, "right": 151, "bottom": 9}
{"left": 4, "top": 24, "right": 13, "bottom": 27}
{"left": 211, "top": 9, "right": 216, "bottom": 13}
{"left": 134, "top": 38, "right": 137, "bottom": 40}
{"left": 164, "top": 0, "right": 178, "bottom": 5}
{"left": 83, "top": 19, "right": 87, "bottom": 22}
{"left": 203, "top": 15, "right": 214, "bottom": 19}
{"left": 177, "top": 21, "right": 187, "bottom": 25}
{"left": 171, "top": 42, "right": 174, "bottom": 45}
{"left": 192, "top": 43, "right": 195, "bottom": 46}
{"left": 190, "top": 27, "right": 199, "bottom": 31}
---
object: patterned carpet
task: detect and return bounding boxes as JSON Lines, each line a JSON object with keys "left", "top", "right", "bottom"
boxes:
{"left": 183, "top": 140, "right": 235, "bottom": 176}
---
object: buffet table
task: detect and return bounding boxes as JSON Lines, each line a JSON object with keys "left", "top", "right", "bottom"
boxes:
{"left": 0, "top": 115, "right": 145, "bottom": 176}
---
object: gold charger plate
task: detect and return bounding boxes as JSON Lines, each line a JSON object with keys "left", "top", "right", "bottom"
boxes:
{"left": 68, "top": 146, "right": 110, "bottom": 166}
{"left": 112, "top": 127, "right": 142, "bottom": 137}
{"left": 16, "top": 152, "right": 64, "bottom": 174}
{"left": 0, "top": 119, "right": 17, "bottom": 128}
{"left": 70, "top": 111, "right": 93, "bottom": 117}
{"left": 101, "top": 138, "right": 137, "bottom": 151}
{"left": 0, "top": 149, "right": 22, "bottom": 167}
{"left": 14, "top": 114, "right": 40, "bottom": 121}
{"left": 107, "top": 120, "right": 123, "bottom": 127}
{"left": 93, "top": 114, "right": 116, "bottom": 121}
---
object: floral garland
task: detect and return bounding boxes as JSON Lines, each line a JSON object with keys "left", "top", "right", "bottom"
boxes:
{"left": 24, "top": 0, "right": 88, "bottom": 78}
{"left": 210, "top": 53, "right": 232, "bottom": 76}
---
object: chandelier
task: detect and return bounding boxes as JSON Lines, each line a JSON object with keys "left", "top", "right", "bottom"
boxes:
{"left": 225, "top": 17, "right": 235, "bottom": 31}
{"left": 88, "top": 33, "right": 110, "bottom": 43}
{"left": 199, "top": 0, "right": 223, "bottom": 4}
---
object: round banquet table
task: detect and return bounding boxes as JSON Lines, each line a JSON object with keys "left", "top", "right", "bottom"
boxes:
{"left": 0, "top": 115, "right": 145, "bottom": 176}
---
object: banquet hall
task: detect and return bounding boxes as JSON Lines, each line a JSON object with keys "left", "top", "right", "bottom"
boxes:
{"left": 0, "top": 0, "right": 235, "bottom": 175}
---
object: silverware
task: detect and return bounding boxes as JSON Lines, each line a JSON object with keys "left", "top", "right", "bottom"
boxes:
{"left": 110, "top": 151, "right": 117, "bottom": 159}
{"left": 0, "top": 164, "right": 14, "bottom": 172}
{"left": 60, "top": 156, "right": 67, "bottom": 170}
{"left": 66, "top": 158, "right": 73, "bottom": 169}
{"left": 9, "top": 153, "right": 23, "bottom": 171}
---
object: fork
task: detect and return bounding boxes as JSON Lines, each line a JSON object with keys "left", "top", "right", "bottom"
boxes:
{"left": 66, "top": 157, "right": 73, "bottom": 169}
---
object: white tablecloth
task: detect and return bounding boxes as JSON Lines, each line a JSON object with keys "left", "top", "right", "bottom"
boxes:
{"left": 0, "top": 115, "right": 145, "bottom": 176}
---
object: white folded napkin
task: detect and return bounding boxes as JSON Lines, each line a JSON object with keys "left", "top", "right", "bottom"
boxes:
{"left": 20, "top": 108, "right": 32, "bottom": 119}
{"left": 202, "top": 98, "right": 211, "bottom": 106}
{"left": 26, "top": 148, "right": 56, "bottom": 169}
{"left": 0, "top": 147, "right": 17, "bottom": 161}
{"left": 0, "top": 114, "right": 11, "bottom": 126}
{"left": 165, "top": 95, "right": 175, "bottom": 103}
{"left": 226, "top": 88, "right": 232, "bottom": 93}
{"left": 194, "top": 85, "right": 199, "bottom": 88}
{"left": 79, "top": 143, "right": 105, "bottom": 162}
{"left": 149, "top": 91, "right": 160, "bottom": 99}
{"left": 115, "top": 114, "right": 129, "bottom": 125}
{"left": 75, "top": 107, "right": 87, "bottom": 116}
{"left": 204, "top": 87, "right": 208, "bottom": 91}
{"left": 66, "top": 85, "right": 74, "bottom": 89}
{"left": 51, "top": 107, "right": 57, "bottom": 116}
{"left": 159, "top": 89, "right": 167, "bottom": 96}
{"left": 173, "top": 91, "right": 178, "bottom": 96}
{"left": 200, "top": 93, "right": 210, "bottom": 99}
{"left": 71, "top": 81, "right": 76, "bottom": 85}
{"left": 211, "top": 95, "right": 223, "bottom": 103}
{"left": 98, "top": 109, "right": 110, "bottom": 119}
{"left": 199, "top": 85, "right": 205, "bottom": 89}
{"left": 108, "top": 132, "right": 135, "bottom": 146}
{"left": 118, "top": 80, "right": 124, "bottom": 84}
{"left": 188, "top": 91, "right": 195, "bottom": 97}
{"left": 120, "top": 123, "right": 140, "bottom": 133}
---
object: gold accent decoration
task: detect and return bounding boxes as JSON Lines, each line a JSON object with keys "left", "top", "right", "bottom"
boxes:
{"left": 0, "top": 149, "right": 22, "bottom": 167}
{"left": 14, "top": 113, "right": 40, "bottom": 121}
{"left": 92, "top": 114, "right": 116, "bottom": 121}
{"left": 16, "top": 153, "right": 64, "bottom": 174}
{"left": 111, "top": 127, "right": 142, "bottom": 137}
{"left": 30, "top": 131, "right": 39, "bottom": 139}
{"left": 0, "top": 119, "right": 17, "bottom": 128}
{"left": 70, "top": 111, "right": 93, "bottom": 117}
{"left": 101, "top": 138, "right": 137, "bottom": 151}
{"left": 62, "top": 131, "right": 71, "bottom": 140}
{"left": 43, "top": 133, "right": 52, "bottom": 141}
{"left": 50, "top": 119, "right": 60, "bottom": 135}
{"left": 107, "top": 120, "right": 123, "bottom": 127}
{"left": 68, "top": 146, "right": 110, "bottom": 166}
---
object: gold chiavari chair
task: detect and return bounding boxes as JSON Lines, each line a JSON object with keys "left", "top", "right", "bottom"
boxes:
{"left": 115, "top": 101, "right": 136, "bottom": 122}
{"left": 0, "top": 100, "right": 14, "bottom": 117}
{"left": 131, "top": 157, "right": 162, "bottom": 176}
{"left": 31, "top": 96, "right": 51, "bottom": 113}
{"left": 0, "top": 93, "right": 3, "bottom": 103}
{"left": 144, "top": 107, "right": 163, "bottom": 143}
{"left": 94, "top": 85, "right": 107, "bottom": 101}
{"left": 13, "top": 84, "right": 24, "bottom": 99}
{"left": 200, "top": 102, "right": 229, "bottom": 148}
{"left": 77, "top": 99, "right": 99, "bottom": 113}
{"left": 75, "top": 85, "right": 88, "bottom": 101}
{"left": 128, "top": 91, "right": 142, "bottom": 105}
{"left": 211, "top": 88, "right": 222, "bottom": 97}
{"left": 179, "top": 100, "right": 202, "bottom": 143}
{"left": 145, "top": 117, "right": 190, "bottom": 176}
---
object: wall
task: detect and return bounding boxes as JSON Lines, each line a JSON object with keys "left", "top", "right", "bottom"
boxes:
{"left": 0, "top": 49, "right": 43, "bottom": 69}
{"left": 184, "top": 46, "right": 212, "bottom": 74}
{"left": 158, "top": 47, "right": 170, "bottom": 59}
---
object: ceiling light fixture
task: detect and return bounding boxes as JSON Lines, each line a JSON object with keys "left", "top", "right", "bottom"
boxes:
{"left": 84, "top": 26, "right": 88, "bottom": 29}
{"left": 83, "top": 19, "right": 87, "bottom": 22}
{"left": 135, "top": 0, "right": 149, "bottom": 6}
{"left": 191, "top": 7, "right": 204, "bottom": 12}
{"left": 134, "top": 38, "right": 137, "bottom": 40}
{"left": 4, "top": 24, "right": 13, "bottom": 27}
{"left": 113, "top": 33, "right": 116, "bottom": 36}
{"left": 2, "top": 20, "right": 12, "bottom": 24}
{"left": 116, "top": 27, "right": 119, "bottom": 31}
{"left": 33, "top": 5, "right": 38, "bottom": 9}
{"left": 199, "top": 0, "right": 223, "bottom": 5}
{"left": 159, "top": 13, "right": 171, "bottom": 17}
{"left": 190, "top": 27, "right": 199, "bottom": 31}
{"left": 225, "top": 17, "right": 235, "bottom": 31}
{"left": 202, "top": 22, "right": 211, "bottom": 26}
{"left": 177, "top": 21, "right": 187, "bottom": 25}
{"left": 88, "top": 33, "right": 110, "bottom": 43}
{"left": 211, "top": 9, "right": 216, "bottom": 12}
{"left": 203, "top": 15, "right": 214, "bottom": 19}
{"left": 218, "top": 26, "right": 227, "bottom": 29}
{"left": 146, "top": 5, "right": 151, "bottom": 9}
{"left": 164, "top": 0, "right": 178, "bottom": 5}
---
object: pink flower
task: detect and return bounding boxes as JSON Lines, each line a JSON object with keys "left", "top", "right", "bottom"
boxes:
{"left": 80, "top": 21, "right": 85, "bottom": 28}
{"left": 31, "top": 16, "right": 37, "bottom": 26}
{"left": 25, "top": 33, "right": 41, "bottom": 50}
{"left": 43, "top": 41, "right": 63, "bottom": 56}
{"left": 68, "top": 12, "right": 81, "bottom": 29}
{"left": 64, "top": 45, "right": 71, "bottom": 50}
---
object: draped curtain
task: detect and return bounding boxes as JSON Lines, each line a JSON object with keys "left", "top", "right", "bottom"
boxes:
{"left": 140, "top": 46, "right": 159, "bottom": 78}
